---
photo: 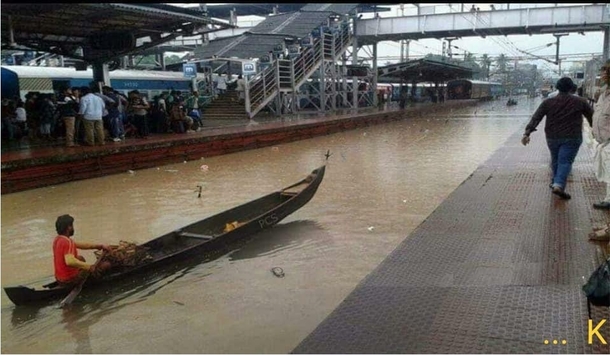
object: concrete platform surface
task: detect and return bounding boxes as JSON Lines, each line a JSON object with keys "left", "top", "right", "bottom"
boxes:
{"left": 293, "top": 129, "right": 610, "bottom": 354}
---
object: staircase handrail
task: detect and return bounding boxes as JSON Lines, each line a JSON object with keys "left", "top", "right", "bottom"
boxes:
{"left": 246, "top": 60, "right": 279, "bottom": 118}
{"left": 245, "top": 24, "right": 353, "bottom": 118}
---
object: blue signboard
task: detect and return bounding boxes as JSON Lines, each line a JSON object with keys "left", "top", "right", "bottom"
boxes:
{"left": 183, "top": 63, "right": 197, "bottom": 78}
{"left": 242, "top": 61, "right": 256, "bottom": 75}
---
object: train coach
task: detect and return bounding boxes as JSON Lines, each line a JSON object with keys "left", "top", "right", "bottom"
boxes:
{"left": 1, "top": 65, "right": 206, "bottom": 100}
{"left": 446, "top": 79, "right": 503, "bottom": 100}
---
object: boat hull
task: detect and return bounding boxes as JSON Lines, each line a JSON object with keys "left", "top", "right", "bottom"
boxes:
{"left": 4, "top": 165, "right": 325, "bottom": 306}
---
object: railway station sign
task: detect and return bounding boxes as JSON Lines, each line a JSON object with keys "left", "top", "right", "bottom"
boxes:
{"left": 183, "top": 63, "right": 197, "bottom": 78}
{"left": 242, "top": 61, "right": 256, "bottom": 75}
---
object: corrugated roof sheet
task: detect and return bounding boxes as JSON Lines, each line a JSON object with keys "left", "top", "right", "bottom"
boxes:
{"left": 300, "top": 4, "right": 359, "bottom": 14}
{"left": 192, "top": 6, "right": 344, "bottom": 60}
{"left": 194, "top": 34, "right": 287, "bottom": 59}
{"left": 249, "top": 11, "right": 334, "bottom": 38}
{"left": 278, "top": 11, "right": 335, "bottom": 37}
{"left": 249, "top": 13, "right": 295, "bottom": 34}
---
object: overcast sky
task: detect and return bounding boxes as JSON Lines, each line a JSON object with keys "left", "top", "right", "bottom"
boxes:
{"left": 172, "top": 3, "right": 606, "bottom": 75}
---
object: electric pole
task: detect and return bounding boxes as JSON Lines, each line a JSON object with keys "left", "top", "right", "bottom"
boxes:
{"left": 445, "top": 37, "right": 458, "bottom": 60}
{"left": 553, "top": 33, "right": 568, "bottom": 71}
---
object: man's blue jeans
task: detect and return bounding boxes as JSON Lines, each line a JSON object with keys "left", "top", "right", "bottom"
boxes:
{"left": 546, "top": 137, "right": 582, "bottom": 189}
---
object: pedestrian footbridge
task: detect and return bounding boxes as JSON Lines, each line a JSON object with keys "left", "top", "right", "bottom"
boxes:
{"left": 355, "top": 4, "right": 610, "bottom": 44}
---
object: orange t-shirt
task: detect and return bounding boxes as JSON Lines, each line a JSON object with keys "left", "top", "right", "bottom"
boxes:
{"left": 53, "top": 235, "right": 80, "bottom": 282}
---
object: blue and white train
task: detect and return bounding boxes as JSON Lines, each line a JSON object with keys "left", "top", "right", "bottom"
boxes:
{"left": 1, "top": 65, "right": 206, "bottom": 101}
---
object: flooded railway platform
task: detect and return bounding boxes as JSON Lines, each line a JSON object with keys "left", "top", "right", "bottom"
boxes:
{"left": 2, "top": 97, "right": 608, "bottom": 353}
{"left": 293, "top": 110, "right": 610, "bottom": 354}
{"left": 1, "top": 101, "right": 477, "bottom": 194}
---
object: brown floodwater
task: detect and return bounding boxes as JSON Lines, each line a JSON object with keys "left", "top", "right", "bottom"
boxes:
{"left": 1, "top": 97, "right": 539, "bottom": 353}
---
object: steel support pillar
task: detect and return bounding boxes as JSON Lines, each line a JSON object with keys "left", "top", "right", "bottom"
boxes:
{"left": 352, "top": 19, "right": 359, "bottom": 109}
{"left": 602, "top": 27, "right": 610, "bottom": 63}
{"left": 372, "top": 43, "right": 378, "bottom": 107}
{"left": 159, "top": 53, "right": 166, "bottom": 70}
{"left": 319, "top": 61, "right": 326, "bottom": 113}
{"left": 92, "top": 62, "right": 110, "bottom": 90}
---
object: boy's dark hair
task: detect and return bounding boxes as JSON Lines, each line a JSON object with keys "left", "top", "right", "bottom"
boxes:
{"left": 55, "top": 214, "right": 74, "bottom": 235}
{"left": 555, "top": 77, "right": 575, "bottom": 93}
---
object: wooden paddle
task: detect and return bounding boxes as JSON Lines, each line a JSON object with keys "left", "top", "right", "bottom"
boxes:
{"left": 59, "top": 251, "right": 107, "bottom": 308}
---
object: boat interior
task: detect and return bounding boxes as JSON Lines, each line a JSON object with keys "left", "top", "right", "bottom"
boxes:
{"left": 144, "top": 182, "right": 311, "bottom": 259}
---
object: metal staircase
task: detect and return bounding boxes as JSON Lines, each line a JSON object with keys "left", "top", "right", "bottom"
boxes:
{"left": 245, "top": 23, "right": 353, "bottom": 119}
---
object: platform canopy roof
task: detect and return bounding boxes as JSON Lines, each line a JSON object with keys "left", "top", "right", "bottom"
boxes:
{"left": 299, "top": 4, "right": 360, "bottom": 14}
{"left": 0, "top": 3, "right": 234, "bottom": 64}
{"left": 249, "top": 11, "right": 336, "bottom": 38}
{"left": 193, "top": 33, "right": 289, "bottom": 60}
{"left": 378, "top": 59, "right": 475, "bottom": 83}
{"left": 193, "top": 9, "right": 339, "bottom": 61}
{"left": 201, "top": 3, "right": 392, "bottom": 18}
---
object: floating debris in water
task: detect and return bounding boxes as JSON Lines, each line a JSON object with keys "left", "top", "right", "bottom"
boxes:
{"left": 128, "top": 170, "right": 135, "bottom": 174}
{"left": 173, "top": 301, "right": 185, "bottom": 306}
{"left": 183, "top": 161, "right": 187, "bottom": 164}
{"left": 403, "top": 200, "right": 407, "bottom": 203}
{"left": 368, "top": 226, "right": 375, "bottom": 231}
{"left": 271, "top": 267, "right": 285, "bottom": 278}
{"left": 363, "top": 132, "right": 367, "bottom": 136}
{"left": 200, "top": 165, "right": 209, "bottom": 171}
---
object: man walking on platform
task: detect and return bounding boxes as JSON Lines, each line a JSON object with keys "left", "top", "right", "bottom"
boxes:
{"left": 521, "top": 77, "right": 594, "bottom": 200}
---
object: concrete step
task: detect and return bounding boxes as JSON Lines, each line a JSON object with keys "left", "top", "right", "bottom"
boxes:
{"left": 205, "top": 104, "right": 244, "bottom": 108}
{"left": 203, "top": 112, "right": 247, "bottom": 116}
{"left": 204, "top": 107, "right": 245, "bottom": 111}
{"left": 205, "top": 109, "right": 246, "bottom": 112}
{"left": 204, "top": 115, "right": 248, "bottom": 120}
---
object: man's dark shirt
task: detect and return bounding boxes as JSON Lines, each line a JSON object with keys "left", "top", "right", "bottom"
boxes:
{"left": 525, "top": 93, "right": 593, "bottom": 139}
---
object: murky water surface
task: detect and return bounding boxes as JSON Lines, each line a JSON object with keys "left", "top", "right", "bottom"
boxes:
{"left": 1, "top": 98, "right": 538, "bottom": 353}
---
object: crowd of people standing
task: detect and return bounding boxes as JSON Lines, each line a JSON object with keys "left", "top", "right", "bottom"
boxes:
{"left": 1, "top": 86, "right": 210, "bottom": 147}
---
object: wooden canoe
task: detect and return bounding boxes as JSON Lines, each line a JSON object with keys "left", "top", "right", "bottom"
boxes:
{"left": 4, "top": 165, "right": 326, "bottom": 306}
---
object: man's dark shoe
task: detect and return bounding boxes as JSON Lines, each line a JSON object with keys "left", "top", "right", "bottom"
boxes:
{"left": 551, "top": 187, "right": 571, "bottom": 200}
{"left": 593, "top": 201, "right": 610, "bottom": 210}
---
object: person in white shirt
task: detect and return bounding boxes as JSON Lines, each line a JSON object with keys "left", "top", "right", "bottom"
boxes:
{"left": 588, "top": 61, "right": 610, "bottom": 245}
{"left": 78, "top": 86, "right": 106, "bottom": 146}
{"left": 547, "top": 84, "right": 578, "bottom": 99}
{"left": 14, "top": 101, "right": 28, "bottom": 137}
{"left": 15, "top": 102, "right": 26, "bottom": 123}
{"left": 216, "top": 74, "right": 227, "bottom": 94}
{"left": 236, "top": 75, "right": 246, "bottom": 103}
{"left": 591, "top": 61, "right": 610, "bottom": 210}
